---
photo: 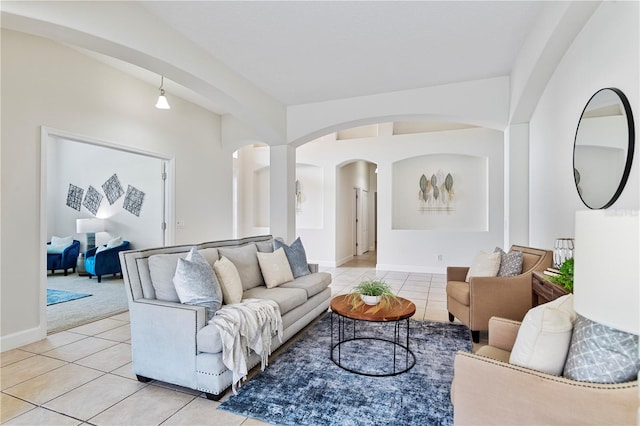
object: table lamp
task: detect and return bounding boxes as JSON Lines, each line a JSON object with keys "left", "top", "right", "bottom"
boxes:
{"left": 76, "top": 218, "right": 105, "bottom": 250}
{"left": 573, "top": 210, "right": 639, "bottom": 335}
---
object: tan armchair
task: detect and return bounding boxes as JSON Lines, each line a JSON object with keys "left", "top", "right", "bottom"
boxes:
{"left": 446, "top": 245, "right": 552, "bottom": 342}
{"left": 451, "top": 317, "right": 638, "bottom": 425}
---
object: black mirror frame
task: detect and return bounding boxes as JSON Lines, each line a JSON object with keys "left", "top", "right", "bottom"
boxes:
{"left": 573, "top": 87, "right": 635, "bottom": 209}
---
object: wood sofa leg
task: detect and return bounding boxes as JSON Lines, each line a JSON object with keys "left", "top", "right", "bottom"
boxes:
{"left": 136, "top": 375, "right": 152, "bottom": 383}
{"left": 471, "top": 330, "right": 480, "bottom": 343}
{"left": 448, "top": 312, "right": 454, "bottom": 322}
{"left": 205, "top": 392, "right": 224, "bottom": 401}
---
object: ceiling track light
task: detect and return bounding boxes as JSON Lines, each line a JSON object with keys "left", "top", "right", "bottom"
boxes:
{"left": 155, "top": 76, "right": 171, "bottom": 110}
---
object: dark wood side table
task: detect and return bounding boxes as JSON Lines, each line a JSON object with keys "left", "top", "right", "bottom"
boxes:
{"left": 532, "top": 271, "right": 570, "bottom": 306}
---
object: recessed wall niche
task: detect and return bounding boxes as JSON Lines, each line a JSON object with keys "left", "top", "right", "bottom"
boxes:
{"left": 392, "top": 154, "right": 488, "bottom": 231}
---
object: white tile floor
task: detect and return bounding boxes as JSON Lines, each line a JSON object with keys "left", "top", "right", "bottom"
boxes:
{"left": 1, "top": 253, "right": 456, "bottom": 425}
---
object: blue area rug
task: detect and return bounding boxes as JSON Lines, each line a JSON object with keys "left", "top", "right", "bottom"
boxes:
{"left": 47, "top": 289, "right": 92, "bottom": 306}
{"left": 219, "top": 313, "right": 471, "bottom": 426}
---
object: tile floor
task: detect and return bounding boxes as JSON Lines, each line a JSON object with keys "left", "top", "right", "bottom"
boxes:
{"left": 1, "top": 253, "right": 458, "bottom": 425}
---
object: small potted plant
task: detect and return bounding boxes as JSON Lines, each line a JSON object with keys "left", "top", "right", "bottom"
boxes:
{"left": 550, "top": 258, "right": 574, "bottom": 292}
{"left": 348, "top": 279, "right": 397, "bottom": 309}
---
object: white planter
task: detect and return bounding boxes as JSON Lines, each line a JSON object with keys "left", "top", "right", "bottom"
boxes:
{"left": 361, "top": 294, "right": 382, "bottom": 305}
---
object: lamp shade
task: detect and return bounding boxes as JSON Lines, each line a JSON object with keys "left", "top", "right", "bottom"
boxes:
{"left": 76, "top": 218, "right": 105, "bottom": 234}
{"left": 573, "top": 210, "right": 639, "bottom": 335}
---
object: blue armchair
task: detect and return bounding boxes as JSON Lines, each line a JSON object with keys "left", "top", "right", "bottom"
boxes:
{"left": 47, "top": 240, "right": 81, "bottom": 276}
{"left": 85, "top": 241, "right": 130, "bottom": 282}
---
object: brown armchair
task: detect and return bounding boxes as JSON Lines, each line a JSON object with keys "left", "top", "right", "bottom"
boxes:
{"left": 446, "top": 245, "right": 552, "bottom": 342}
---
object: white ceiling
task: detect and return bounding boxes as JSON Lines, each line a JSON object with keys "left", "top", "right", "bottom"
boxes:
{"left": 140, "top": 1, "right": 549, "bottom": 106}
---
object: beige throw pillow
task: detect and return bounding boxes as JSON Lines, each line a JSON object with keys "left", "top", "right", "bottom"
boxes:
{"left": 213, "top": 256, "right": 243, "bottom": 304}
{"left": 465, "top": 251, "right": 501, "bottom": 282}
{"left": 257, "top": 248, "right": 294, "bottom": 289}
{"left": 509, "top": 294, "right": 576, "bottom": 375}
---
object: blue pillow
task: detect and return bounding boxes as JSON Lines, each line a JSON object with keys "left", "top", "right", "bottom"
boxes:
{"left": 273, "top": 237, "right": 310, "bottom": 278}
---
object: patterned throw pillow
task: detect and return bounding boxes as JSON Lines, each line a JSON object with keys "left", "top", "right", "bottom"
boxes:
{"left": 274, "top": 237, "right": 311, "bottom": 278}
{"left": 173, "top": 247, "right": 223, "bottom": 321}
{"left": 494, "top": 247, "right": 524, "bottom": 277}
{"left": 563, "top": 314, "right": 640, "bottom": 383}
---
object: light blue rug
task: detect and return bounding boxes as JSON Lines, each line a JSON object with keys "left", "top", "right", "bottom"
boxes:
{"left": 47, "top": 288, "right": 92, "bottom": 306}
{"left": 219, "top": 314, "right": 472, "bottom": 426}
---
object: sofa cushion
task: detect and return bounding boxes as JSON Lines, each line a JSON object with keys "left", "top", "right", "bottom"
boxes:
{"left": 280, "top": 272, "right": 332, "bottom": 298}
{"left": 149, "top": 248, "right": 219, "bottom": 302}
{"left": 173, "top": 248, "right": 223, "bottom": 321}
{"left": 218, "top": 244, "right": 264, "bottom": 290}
{"left": 509, "top": 294, "right": 575, "bottom": 375}
{"left": 494, "top": 247, "right": 523, "bottom": 277}
{"left": 564, "top": 314, "right": 640, "bottom": 383}
{"left": 242, "top": 286, "right": 307, "bottom": 315}
{"left": 213, "top": 256, "right": 244, "bottom": 305}
{"left": 255, "top": 240, "right": 274, "bottom": 253}
{"left": 465, "top": 251, "right": 501, "bottom": 282}
{"left": 257, "top": 248, "right": 294, "bottom": 289}
{"left": 197, "top": 324, "right": 223, "bottom": 354}
{"left": 274, "top": 237, "right": 311, "bottom": 278}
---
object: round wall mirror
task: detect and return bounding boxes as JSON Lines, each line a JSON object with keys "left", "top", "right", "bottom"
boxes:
{"left": 573, "top": 88, "right": 635, "bottom": 209}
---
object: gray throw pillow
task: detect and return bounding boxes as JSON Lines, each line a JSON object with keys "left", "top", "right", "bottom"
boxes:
{"left": 274, "top": 237, "right": 311, "bottom": 278}
{"left": 494, "top": 247, "right": 523, "bottom": 277}
{"left": 218, "top": 244, "right": 264, "bottom": 290}
{"left": 255, "top": 240, "right": 274, "bottom": 253}
{"left": 563, "top": 314, "right": 640, "bottom": 383}
{"left": 173, "top": 247, "right": 222, "bottom": 321}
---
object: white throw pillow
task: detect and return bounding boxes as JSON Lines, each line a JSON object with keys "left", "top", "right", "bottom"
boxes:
{"left": 509, "top": 294, "right": 576, "bottom": 375}
{"left": 213, "top": 256, "right": 244, "bottom": 304}
{"left": 51, "top": 235, "right": 73, "bottom": 248}
{"left": 257, "top": 248, "right": 294, "bottom": 289}
{"left": 465, "top": 251, "right": 501, "bottom": 282}
{"left": 107, "top": 236, "right": 123, "bottom": 248}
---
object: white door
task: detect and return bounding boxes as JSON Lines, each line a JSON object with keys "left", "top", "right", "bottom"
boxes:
{"left": 360, "top": 190, "right": 369, "bottom": 255}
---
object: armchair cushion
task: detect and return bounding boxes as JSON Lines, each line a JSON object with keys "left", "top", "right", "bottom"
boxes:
{"left": 465, "top": 251, "right": 501, "bottom": 282}
{"left": 173, "top": 248, "right": 222, "bottom": 321}
{"left": 509, "top": 295, "right": 575, "bottom": 375}
{"left": 564, "top": 314, "right": 640, "bottom": 383}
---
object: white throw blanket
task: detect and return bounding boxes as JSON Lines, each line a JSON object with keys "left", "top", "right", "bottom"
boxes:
{"left": 209, "top": 298, "right": 283, "bottom": 394}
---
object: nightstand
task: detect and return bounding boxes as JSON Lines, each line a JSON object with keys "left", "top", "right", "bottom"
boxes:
{"left": 532, "top": 271, "right": 569, "bottom": 306}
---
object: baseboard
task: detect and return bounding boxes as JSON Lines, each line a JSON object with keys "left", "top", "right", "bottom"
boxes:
{"left": 335, "top": 255, "right": 353, "bottom": 267}
{"left": 1, "top": 324, "right": 47, "bottom": 352}
{"left": 376, "top": 264, "right": 447, "bottom": 275}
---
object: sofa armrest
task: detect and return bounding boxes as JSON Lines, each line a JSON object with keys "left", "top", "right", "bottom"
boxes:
{"left": 447, "top": 266, "right": 469, "bottom": 282}
{"left": 452, "top": 351, "right": 638, "bottom": 425}
{"left": 128, "top": 299, "right": 207, "bottom": 385}
{"left": 487, "top": 317, "right": 521, "bottom": 351}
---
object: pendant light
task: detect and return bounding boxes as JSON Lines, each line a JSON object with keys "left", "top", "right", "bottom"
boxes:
{"left": 155, "top": 76, "right": 171, "bottom": 109}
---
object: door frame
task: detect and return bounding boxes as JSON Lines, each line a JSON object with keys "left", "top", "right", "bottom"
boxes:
{"left": 39, "top": 126, "right": 175, "bottom": 334}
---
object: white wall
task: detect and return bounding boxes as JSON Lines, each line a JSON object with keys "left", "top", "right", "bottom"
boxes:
{"left": 47, "top": 137, "right": 165, "bottom": 252}
{"left": 1, "top": 30, "right": 229, "bottom": 350}
{"left": 296, "top": 127, "right": 504, "bottom": 272}
{"left": 529, "top": 1, "right": 639, "bottom": 248}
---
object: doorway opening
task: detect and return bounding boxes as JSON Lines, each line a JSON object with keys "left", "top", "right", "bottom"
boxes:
{"left": 41, "top": 127, "right": 174, "bottom": 332}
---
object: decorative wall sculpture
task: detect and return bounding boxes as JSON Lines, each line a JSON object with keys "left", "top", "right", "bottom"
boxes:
{"left": 102, "top": 173, "right": 125, "bottom": 205}
{"left": 123, "top": 185, "right": 145, "bottom": 217}
{"left": 295, "top": 179, "right": 303, "bottom": 213}
{"left": 66, "top": 184, "right": 84, "bottom": 211}
{"left": 83, "top": 185, "right": 103, "bottom": 216}
{"left": 418, "top": 170, "right": 455, "bottom": 212}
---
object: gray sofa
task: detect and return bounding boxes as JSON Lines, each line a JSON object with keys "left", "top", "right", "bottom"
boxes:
{"left": 119, "top": 234, "right": 332, "bottom": 400}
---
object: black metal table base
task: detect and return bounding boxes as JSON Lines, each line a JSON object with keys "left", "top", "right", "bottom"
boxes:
{"left": 330, "top": 311, "right": 416, "bottom": 376}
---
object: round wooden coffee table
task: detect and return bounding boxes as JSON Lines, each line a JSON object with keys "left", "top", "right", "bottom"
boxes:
{"left": 330, "top": 294, "right": 416, "bottom": 376}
